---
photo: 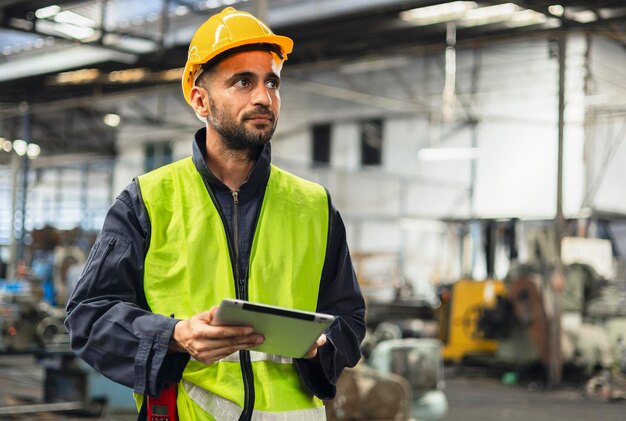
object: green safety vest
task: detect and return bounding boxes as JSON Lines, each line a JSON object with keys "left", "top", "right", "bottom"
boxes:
{"left": 136, "top": 157, "right": 329, "bottom": 420}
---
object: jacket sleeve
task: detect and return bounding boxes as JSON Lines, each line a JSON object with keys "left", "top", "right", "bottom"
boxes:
{"left": 294, "top": 202, "right": 366, "bottom": 400}
{"left": 64, "top": 181, "right": 190, "bottom": 396}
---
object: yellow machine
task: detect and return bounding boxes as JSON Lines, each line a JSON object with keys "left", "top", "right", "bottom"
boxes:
{"left": 438, "top": 279, "right": 507, "bottom": 362}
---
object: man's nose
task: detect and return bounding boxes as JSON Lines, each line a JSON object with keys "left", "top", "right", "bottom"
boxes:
{"left": 251, "top": 84, "right": 272, "bottom": 106}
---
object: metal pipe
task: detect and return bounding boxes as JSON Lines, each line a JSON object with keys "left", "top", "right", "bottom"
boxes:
{"left": 256, "top": 0, "right": 269, "bottom": 22}
{"left": 0, "top": 402, "right": 84, "bottom": 415}
{"left": 16, "top": 107, "right": 30, "bottom": 264}
{"left": 160, "top": 0, "right": 170, "bottom": 55}
{"left": 549, "top": 34, "right": 566, "bottom": 388}
{"left": 7, "top": 151, "right": 19, "bottom": 277}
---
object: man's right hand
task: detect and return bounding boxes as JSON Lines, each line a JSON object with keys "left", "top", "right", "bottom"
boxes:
{"left": 169, "top": 306, "right": 264, "bottom": 364}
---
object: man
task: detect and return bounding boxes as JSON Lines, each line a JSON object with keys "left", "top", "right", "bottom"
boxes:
{"left": 65, "top": 7, "right": 365, "bottom": 420}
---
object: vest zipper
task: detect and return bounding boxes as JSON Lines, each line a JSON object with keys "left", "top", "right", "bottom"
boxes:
{"left": 232, "top": 191, "right": 244, "bottom": 298}
{"left": 233, "top": 190, "right": 254, "bottom": 421}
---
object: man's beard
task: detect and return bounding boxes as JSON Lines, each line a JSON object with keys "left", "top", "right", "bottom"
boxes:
{"left": 208, "top": 98, "right": 277, "bottom": 151}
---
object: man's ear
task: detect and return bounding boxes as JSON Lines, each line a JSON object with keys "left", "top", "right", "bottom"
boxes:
{"left": 190, "top": 86, "right": 209, "bottom": 118}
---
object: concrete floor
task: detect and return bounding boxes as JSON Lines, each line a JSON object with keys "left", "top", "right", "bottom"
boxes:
{"left": 444, "top": 374, "right": 625, "bottom": 421}
{"left": 0, "top": 354, "right": 623, "bottom": 420}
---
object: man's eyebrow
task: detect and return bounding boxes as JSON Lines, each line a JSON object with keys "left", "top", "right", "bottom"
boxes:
{"left": 225, "top": 71, "right": 280, "bottom": 84}
{"left": 226, "top": 71, "right": 254, "bottom": 83}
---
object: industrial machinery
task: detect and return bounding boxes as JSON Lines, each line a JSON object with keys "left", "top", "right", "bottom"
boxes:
{"left": 437, "top": 263, "right": 626, "bottom": 376}
{"left": 0, "top": 239, "right": 135, "bottom": 416}
{"left": 369, "top": 339, "right": 448, "bottom": 420}
{"left": 327, "top": 338, "right": 448, "bottom": 421}
{"left": 437, "top": 279, "right": 508, "bottom": 362}
{"left": 0, "top": 279, "right": 66, "bottom": 353}
{"left": 326, "top": 364, "right": 412, "bottom": 421}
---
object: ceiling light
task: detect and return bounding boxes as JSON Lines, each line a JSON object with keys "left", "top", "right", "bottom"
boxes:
{"left": 12, "top": 139, "right": 27, "bottom": 156}
{"left": 50, "top": 22, "right": 95, "bottom": 40}
{"left": 109, "top": 68, "right": 146, "bottom": 83}
{"left": 26, "top": 143, "right": 41, "bottom": 159}
{"left": 507, "top": 10, "right": 548, "bottom": 27}
{"left": 54, "top": 11, "right": 95, "bottom": 28}
{"left": 103, "top": 114, "right": 121, "bottom": 127}
{"left": 2, "top": 139, "right": 12, "bottom": 152}
{"left": 174, "top": 6, "right": 190, "bottom": 16}
{"left": 548, "top": 5, "right": 564, "bottom": 17}
{"left": 35, "top": 5, "right": 61, "bottom": 19}
{"left": 56, "top": 68, "right": 100, "bottom": 84}
{"left": 400, "top": 2, "right": 477, "bottom": 26}
{"left": 161, "top": 68, "right": 184, "bottom": 81}
{"left": 198, "top": 1, "right": 212, "bottom": 11}
{"left": 460, "top": 3, "right": 520, "bottom": 27}
{"left": 114, "top": 36, "right": 156, "bottom": 54}
{"left": 566, "top": 9, "right": 597, "bottom": 23}
{"left": 418, "top": 147, "right": 479, "bottom": 161}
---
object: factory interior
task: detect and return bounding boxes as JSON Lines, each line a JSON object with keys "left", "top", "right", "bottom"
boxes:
{"left": 1, "top": 0, "right": 626, "bottom": 419}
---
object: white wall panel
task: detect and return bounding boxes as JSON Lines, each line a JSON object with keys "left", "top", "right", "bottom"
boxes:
{"left": 586, "top": 37, "right": 626, "bottom": 213}
{"left": 475, "top": 121, "right": 556, "bottom": 217}
{"left": 330, "top": 123, "right": 359, "bottom": 170}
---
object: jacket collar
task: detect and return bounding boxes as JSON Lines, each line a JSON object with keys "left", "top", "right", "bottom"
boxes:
{"left": 191, "top": 127, "right": 271, "bottom": 196}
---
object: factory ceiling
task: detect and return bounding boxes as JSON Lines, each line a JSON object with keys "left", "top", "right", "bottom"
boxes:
{"left": 0, "top": 0, "right": 625, "bottom": 156}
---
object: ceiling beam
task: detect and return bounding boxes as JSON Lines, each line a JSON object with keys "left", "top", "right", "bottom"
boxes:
{"left": 286, "top": 78, "right": 430, "bottom": 115}
{"left": 0, "top": 44, "right": 136, "bottom": 82}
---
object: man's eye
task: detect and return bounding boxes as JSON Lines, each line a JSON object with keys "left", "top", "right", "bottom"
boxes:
{"left": 235, "top": 79, "right": 250, "bottom": 87}
{"left": 266, "top": 79, "right": 279, "bottom": 89}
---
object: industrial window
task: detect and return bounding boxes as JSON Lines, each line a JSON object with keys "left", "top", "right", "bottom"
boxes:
{"left": 144, "top": 142, "right": 173, "bottom": 172}
{"left": 361, "top": 119, "right": 383, "bottom": 166}
{"left": 311, "top": 123, "right": 331, "bottom": 166}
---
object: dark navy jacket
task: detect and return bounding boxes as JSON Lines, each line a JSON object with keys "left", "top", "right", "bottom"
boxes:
{"left": 65, "top": 128, "right": 366, "bottom": 404}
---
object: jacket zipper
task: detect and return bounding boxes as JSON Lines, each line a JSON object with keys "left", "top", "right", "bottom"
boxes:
{"left": 233, "top": 190, "right": 254, "bottom": 421}
{"left": 232, "top": 191, "right": 244, "bottom": 298}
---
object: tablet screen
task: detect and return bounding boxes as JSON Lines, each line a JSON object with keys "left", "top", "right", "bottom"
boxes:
{"left": 214, "top": 299, "right": 335, "bottom": 357}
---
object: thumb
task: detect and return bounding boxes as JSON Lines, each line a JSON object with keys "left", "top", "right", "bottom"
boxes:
{"left": 197, "top": 306, "right": 217, "bottom": 324}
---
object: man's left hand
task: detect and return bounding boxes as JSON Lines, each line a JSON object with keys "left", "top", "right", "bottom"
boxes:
{"left": 303, "top": 334, "right": 327, "bottom": 359}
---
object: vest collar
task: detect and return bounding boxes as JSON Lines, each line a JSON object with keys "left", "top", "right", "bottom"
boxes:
{"left": 192, "top": 127, "right": 271, "bottom": 196}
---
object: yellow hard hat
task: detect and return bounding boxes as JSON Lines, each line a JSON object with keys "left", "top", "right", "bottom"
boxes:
{"left": 182, "top": 7, "right": 293, "bottom": 105}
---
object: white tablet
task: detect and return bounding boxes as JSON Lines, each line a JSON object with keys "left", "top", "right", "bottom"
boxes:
{"left": 214, "top": 299, "right": 335, "bottom": 358}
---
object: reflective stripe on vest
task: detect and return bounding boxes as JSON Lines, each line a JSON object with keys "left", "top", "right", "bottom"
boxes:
{"left": 137, "top": 157, "right": 329, "bottom": 415}
{"left": 184, "top": 381, "right": 327, "bottom": 421}
{"left": 216, "top": 350, "right": 293, "bottom": 364}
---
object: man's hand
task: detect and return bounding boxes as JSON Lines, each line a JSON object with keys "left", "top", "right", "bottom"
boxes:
{"left": 302, "top": 334, "right": 327, "bottom": 359}
{"left": 169, "top": 306, "right": 264, "bottom": 364}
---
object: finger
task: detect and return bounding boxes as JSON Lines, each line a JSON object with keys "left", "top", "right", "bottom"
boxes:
{"left": 208, "top": 324, "right": 255, "bottom": 338}
{"left": 316, "top": 334, "right": 327, "bottom": 347}
{"left": 204, "top": 334, "right": 264, "bottom": 349}
{"left": 196, "top": 334, "right": 264, "bottom": 352}
{"left": 195, "top": 337, "right": 264, "bottom": 363}
{"left": 303, "top": 347, "right": 317, "bottom": 359}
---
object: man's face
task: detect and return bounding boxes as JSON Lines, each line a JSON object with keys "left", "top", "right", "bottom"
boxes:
{"left": 202, "top": 50, "right": 282, "bottom": 150}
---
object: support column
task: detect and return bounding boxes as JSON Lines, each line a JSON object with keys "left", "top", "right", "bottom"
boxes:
{"left": 549, "top": 34, "right": 567, "bottom": 388}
